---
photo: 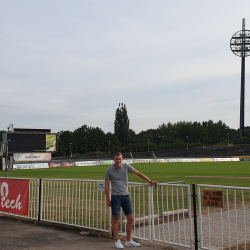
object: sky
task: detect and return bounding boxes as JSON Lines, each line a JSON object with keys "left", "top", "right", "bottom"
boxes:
{"left": 1, "top": 0, "right": 250, "bottom": 134}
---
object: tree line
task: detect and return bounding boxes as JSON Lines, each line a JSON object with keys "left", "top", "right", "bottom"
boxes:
{"left": 54, "top": 104, "right": 250, "bottom": 157}
{"left": 1, "top": 104, "right": 250, "bottom": 157}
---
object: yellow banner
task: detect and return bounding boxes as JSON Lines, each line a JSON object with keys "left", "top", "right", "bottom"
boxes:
{"left": 46, "top": 134, "right": 56, "bottom": 152}
{"left": 200, "top": 158, "right": 212, "bottom": 162}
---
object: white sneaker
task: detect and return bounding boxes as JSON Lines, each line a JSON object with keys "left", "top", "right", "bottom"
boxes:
{"left": 115, "top": 240, "right": 124, "bottom": 249}
{"left": 125, "top": 239, "right": 140, "bottom": 247}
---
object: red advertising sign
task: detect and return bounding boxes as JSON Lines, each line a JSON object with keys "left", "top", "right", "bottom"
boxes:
{"left": 0, "top": 179, "right": 30, "bottom": 216}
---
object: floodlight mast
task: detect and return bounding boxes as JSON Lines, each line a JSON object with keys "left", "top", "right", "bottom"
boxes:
{"left": 240, "top": 19, "right": 245, "bottom": 137}
{"left": 230, "top": 18, "right": 250, "bottom": 137}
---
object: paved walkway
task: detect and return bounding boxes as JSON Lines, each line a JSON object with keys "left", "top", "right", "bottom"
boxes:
{"left": 1, "top": 207, "right": 249, "bottom": 250}
{"left": 132, "top": 207, "right": 250, "bottom": 249}
{"left": 0, "top": 217, "right": 167, "bottom": 250}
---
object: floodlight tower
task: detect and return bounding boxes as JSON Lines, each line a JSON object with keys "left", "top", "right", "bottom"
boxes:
{"left": 230, "top": 18, "right": 250, "bottom": 137}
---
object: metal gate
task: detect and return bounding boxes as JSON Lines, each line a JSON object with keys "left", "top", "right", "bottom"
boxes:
{"left": 197, "top": 184, "right": 250, "bottom": 250}
{"left": 117, "top": 182, "right": 193, "bottom": 248}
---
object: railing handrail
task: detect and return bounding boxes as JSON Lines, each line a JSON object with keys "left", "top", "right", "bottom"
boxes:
{"left": 0, "top": 177, "right": 40, "bottom": 181}
{"left": 42, "top": 178, "right": 104, "bottom": 182}
{"left": 197, "top": 184, "right": 250, "bottom": 190}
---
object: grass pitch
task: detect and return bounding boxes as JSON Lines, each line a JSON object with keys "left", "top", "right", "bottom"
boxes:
{"left": 1, "top": 161, "right": 250, "bottom": 187}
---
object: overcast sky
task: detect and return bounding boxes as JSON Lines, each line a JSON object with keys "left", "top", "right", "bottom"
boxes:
{"left": 1, "top": 0, "right": 250, "bottom": 134}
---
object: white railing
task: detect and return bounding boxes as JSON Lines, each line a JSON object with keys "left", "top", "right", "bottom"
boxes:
{"left": 40, "top": 179, "right": 193, "bottom": 248}
{"left": 0, "top": 177, "right": 193, "bottom": 248}
{"left": 152, "top": 183, "right": 192, "bottom": 248}
{"left": 41, "top": 179, "right": 111, "bottom": 231}
{"left": 0, "top": 177, "right": 39, "bottom": 220}
{"left": 41, "top": 179, "right": 111, "bottom": 232}
{"left": 118, "top": 182, "right": 193, "bottom": 248}
{"left": 197, "top": 184, "right": 250, "bottom": 250}
{"left": 2, "top": 177, "right": 250, "bottom": 249}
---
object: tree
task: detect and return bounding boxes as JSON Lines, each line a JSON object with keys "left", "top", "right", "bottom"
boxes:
{"left": 55, "top": 130, "right": 74, "bottom": 157}
{"left": 114, "top": 103, "right": 130, "bottom": 147}
{"left": 0, "top": 130, "right": 6, "bottom": 144}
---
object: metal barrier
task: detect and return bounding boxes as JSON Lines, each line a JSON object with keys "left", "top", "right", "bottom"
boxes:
{"left": 0, "top": 178, "right": 193, "bottom": 248}
{"left": 4, "top": 178, "right": 250, "bottom": 249}
{"left": 197, "top": 184, "right": 250, "bottom": 250}
{"left": 40, "top": 179, "right": 193, "bottom": 248}
{"left": 41, "top": 179, "right": 111, "bottom": 232}
{"left": 118, "top": 182, "right": 193, "bottom": 248}
{"left": 0, "top": 177, "right": 40, "bottom": 220}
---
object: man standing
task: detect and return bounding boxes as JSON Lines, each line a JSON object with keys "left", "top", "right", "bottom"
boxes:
{"left": 105, "top": 152, "right": 157, "bottom": 249}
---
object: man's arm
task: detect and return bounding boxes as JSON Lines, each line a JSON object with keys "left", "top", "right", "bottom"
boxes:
{"left": 105, "top": 179, "right": 111, "bottom": 206}
{"left": 133, "top": 169, "right": 157, "bottom": 186}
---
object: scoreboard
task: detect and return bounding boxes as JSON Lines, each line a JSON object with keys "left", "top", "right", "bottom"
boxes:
{"left": 2, "top": 133, "right": 57, "bottom": 153}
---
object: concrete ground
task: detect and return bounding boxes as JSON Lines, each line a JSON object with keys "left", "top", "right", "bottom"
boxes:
{"left": 0, "top": 216, "right": 170, "bottom": 250}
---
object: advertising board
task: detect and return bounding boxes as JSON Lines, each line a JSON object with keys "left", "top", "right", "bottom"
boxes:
{"left": 100, "top": 160, "right": 112, "bottom": 165}
{"left": 75, "top": 161, "right": 99, "bottom": 166}
{"left": 0, "top": 179, "right": 30, "bottom": 216}
{"left": 46, "top": 134, "right": 56, "bottom": 152}
{"left": 14, "top": 153, "right": 52, "bottom": 162}
{"left": 13, "top": 163, "right": 49, "bottom": 169}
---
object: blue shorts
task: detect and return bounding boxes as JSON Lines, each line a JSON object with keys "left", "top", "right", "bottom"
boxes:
{"left": 111, "top": 195, "right": 133, "bottom": 217}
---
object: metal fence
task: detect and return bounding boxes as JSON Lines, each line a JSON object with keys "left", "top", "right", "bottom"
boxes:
{"left": 0, "top": 177, "right": 39, "bottom": 220}
{"left": 41, "top": 179, "right": 193, "bottom": 248}
{"left": 197, "top": 184, "right": 250, "bottom": 250}
{"left": 117, "top": 182, "right": 193, "bottom": 248}
{"left": 2, "top": 178, "right": 250, "bottom": 250}
{"left": 41, "top": 179, "right": 111, "bottom": 232}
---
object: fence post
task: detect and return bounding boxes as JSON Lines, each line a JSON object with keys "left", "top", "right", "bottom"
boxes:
{"left": 192, "top": 184, "right": 198, "bottom": 250}
{"left": 148, "top": 185, "right": 151, "bottom": 241}
{"left": 38, "top": 179, "right": 42, "bottom": 221}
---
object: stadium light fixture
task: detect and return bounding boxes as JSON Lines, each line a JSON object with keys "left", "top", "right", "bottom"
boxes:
{"left": 230, "top": 18, "right": 250, "bottom": 137}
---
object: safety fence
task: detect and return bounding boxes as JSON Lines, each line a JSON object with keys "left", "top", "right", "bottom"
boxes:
{"left": 1, "top": 177, "right": 250, "bottom": 250}
{"left": 197, "top": 184, "right": 250, "bottom": 250}
{"left": 0, "top": 177, "right": 39, "bottom": 220}
{"left": 41, "top": 179, "right": 193, "bottom": 249}
{"left": 118, "top": 182, "right": 193, "bottom": 248}
{"left": 41, "top": 179, "right": 111, "bottom": 233}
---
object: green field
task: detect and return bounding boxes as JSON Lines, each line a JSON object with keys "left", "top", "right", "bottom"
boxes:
{"left": 1, "top": 161, "right": 250, "bottom": 223}
{"left": 1, "top": 161, "right": 250, "bottom": 187}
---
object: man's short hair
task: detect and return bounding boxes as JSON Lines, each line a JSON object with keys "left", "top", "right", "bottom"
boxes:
{"left": 113, "top": 152, "right": 123, "bottom": 158}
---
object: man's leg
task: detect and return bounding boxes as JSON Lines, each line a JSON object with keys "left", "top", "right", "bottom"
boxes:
{"left": 112, "top": 216, "right": 120, "bottom": 241}
{"left": 126, "top": 214, "right": 134, "bottom": 241}
{"left": 125, "top": 214, "right": 140, "bottom": 247}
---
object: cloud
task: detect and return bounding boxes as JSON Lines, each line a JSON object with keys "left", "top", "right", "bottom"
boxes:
{"left": 1, "top": 0, "right": 250, "bottom": 134}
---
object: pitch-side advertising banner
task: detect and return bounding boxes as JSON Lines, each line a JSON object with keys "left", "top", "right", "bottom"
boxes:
{"left": 123, "top": 159, "right": 133, "bottom": 164}
{"left": 0, "top": 179, "right": 30, "bottom": 216}
{"left": 49, "top": 162, "right": 76, "bottom": 168}
{"left": 99, "top": 160, "right": 112, "bottom": 165}
{"left": 200, "top": 158, "right": 212, "bottom": 162}
{"left": 75, "top": 161, "right": 99, "bottom": 166}
{"left": 132, "top": 159, "right": 156, "bottom": 164}
{"left": 13, "top": 163, "right": 49, "bottom": 169}
{"left": 50, "top": 163, "right": 62, "bottom": 168}
{"left": 64, "top": 162, "right": 76, "bottom": 167}
{"left": 14, "top": 153, "right": 52, "bottom": 162}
